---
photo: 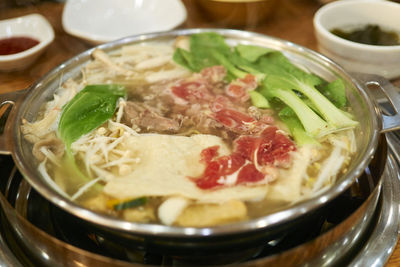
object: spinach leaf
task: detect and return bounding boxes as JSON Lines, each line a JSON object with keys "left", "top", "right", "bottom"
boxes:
{"left": 58, "top": 84, "right": 126, "bottom": 148}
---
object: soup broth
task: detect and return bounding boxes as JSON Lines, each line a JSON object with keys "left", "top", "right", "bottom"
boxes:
{"left": 22, "top": 33, "right": 357, "bottom": 227}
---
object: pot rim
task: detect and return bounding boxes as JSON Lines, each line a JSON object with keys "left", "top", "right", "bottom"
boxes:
{"left": 10, "top": 28, "right": 381, "bottom": 237}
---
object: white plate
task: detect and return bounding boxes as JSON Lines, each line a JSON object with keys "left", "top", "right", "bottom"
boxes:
{"left": 0, "top": 14, "right": 54, "bottom": 71}
{"left": 62, "top": 0, "right": 187, "bottom": 45}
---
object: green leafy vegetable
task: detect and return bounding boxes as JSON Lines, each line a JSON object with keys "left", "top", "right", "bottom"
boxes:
{"left": 229, "top": 51, "right": 266, "bottom": 80}
{"left": 237, "top": 51, "right": 357, "bottom": 137}
{"left": 249, "top": 90, "right": 270, "bottom": 108}
{"left": 176, "top": 32, "right": 232, "bottom": 72}
{"left": 174, "top": 32, "right": 249, "bottom": 79}
{"left": 260, "top": 73, "right": 356, "bottom": 136}
{"left": 255, "top": 52, "right": 357, "bottom": 136}
{"left": 211, "top": 50, "right": 248, "bottom": 79}
{"left": 173, "top": 48, "right": 198, "bottom": 72}
{"left": 258, "top": 52, "right": 324, "bottom": 86}
{"left": 317, "top": 79, "right": 347, "bottom": 108}
{"left": 113, "top": 197, "right": 147, "bottom": 211}
{"left": 236, "top": 44, "right": 274, "bottom": 62}
{"left": 59, "top": 84, "right": 126, "bottom": 149}
{"left": 190, "top": 32, "right": 231, "bottom": 59}
{"left": 279, "top": 107, "right": 320, "bottom": 147}
{"left": 260, "top": 85, "right": 329, "bottom": 136}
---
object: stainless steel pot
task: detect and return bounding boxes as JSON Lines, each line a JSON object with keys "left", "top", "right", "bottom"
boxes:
{"left": 0, "top": 29, "right": 399, "bottom": 252}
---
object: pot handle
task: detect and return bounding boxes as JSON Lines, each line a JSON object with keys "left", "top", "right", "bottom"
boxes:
{"left": 0, "top": 89, "right": 29, "bottom": 155}
{"left": 352, "top": 73, "right": 400, "bottom": 133}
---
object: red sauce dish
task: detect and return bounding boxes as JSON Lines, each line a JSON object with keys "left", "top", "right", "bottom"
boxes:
{"left": 0, "top": 36, "right": 40, "bottom": 55}
{"left": 0, "top": 14, "right": 54, "bottom": 71}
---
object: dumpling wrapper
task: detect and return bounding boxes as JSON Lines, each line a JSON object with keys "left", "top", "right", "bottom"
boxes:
{"left": 103, "top": 134, "right": 268, "bottom": 203}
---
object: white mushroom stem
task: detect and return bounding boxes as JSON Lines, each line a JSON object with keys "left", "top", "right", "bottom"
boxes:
{"left": 134, "top": 55, "right": 171, "bottom": 70}
{"left": 92, "top": 49, "right": 134, "bottom": 76}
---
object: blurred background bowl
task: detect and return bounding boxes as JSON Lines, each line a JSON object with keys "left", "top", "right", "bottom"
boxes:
{"left": 313, "top": 0, "right": 400, "bottom": 79}
{"left": 196, "top": 0, "right": 277, "bottom": 27}
{"left": 62, "top": 0, "right": 187, "bottom": 45}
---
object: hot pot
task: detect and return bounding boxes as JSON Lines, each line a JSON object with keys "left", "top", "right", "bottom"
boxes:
{"left": 0, "top": 29, "right": 399, "bottom": 255}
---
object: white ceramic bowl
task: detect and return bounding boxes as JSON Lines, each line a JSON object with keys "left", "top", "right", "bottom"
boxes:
{"left": 0, "top": 14, "right": 54, "bottom": 71}
{"left": 313, "top": 0, "right": 400, "bottom": 79}
{"left": 62, "top": 0, "right": 187, "bottom": 45}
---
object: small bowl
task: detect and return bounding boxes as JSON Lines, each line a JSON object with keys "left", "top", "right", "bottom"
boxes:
{"left": 62, "top": 0, "right": 187, "bottom": 45}
{"left": 0, "top": 14, "right": 54, "bottom": 72}
{"left": 313, "top": 0, "right": 400, "bottom": 79}
{"left": 197, "top": 0, "right": 277, "bottom": 27}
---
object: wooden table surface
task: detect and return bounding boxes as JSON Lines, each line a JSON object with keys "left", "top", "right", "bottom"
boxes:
{"left": 0, "top": 0, "right": 399, "bottom": 265}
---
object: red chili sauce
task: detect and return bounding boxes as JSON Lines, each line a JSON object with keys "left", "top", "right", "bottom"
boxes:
{"left": 0, "top": 36, "right": 40, "bottom": 55}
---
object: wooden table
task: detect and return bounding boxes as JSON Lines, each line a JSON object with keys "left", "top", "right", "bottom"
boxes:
{"left": 0, "top": 0, "right": 399, "bottom": 265}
